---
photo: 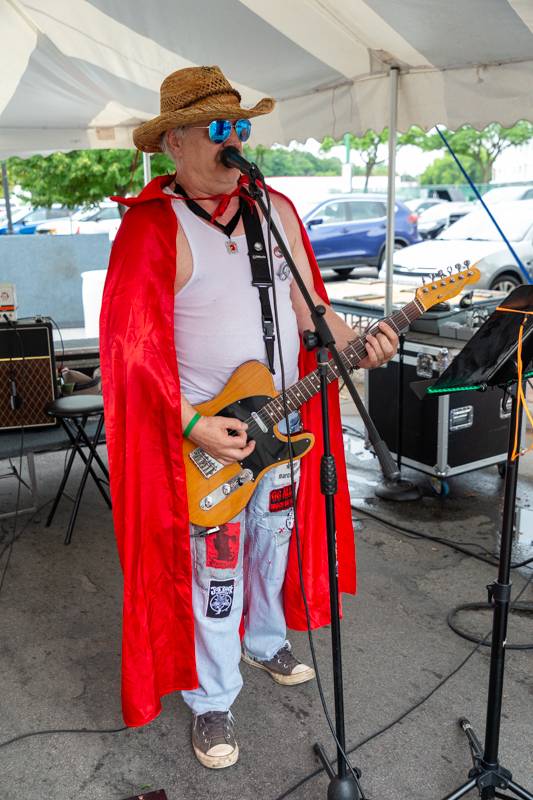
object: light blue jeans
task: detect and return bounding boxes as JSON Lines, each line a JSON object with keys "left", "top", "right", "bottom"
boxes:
{"left": 182, "top": 412, "right": 301, "bottom": 715}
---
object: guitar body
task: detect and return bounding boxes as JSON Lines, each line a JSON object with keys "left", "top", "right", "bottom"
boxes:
{"left": 182, "top": 264, "right": 481, "bottom": 527}
{"left": 183, "top": 361, "right": 315, "bottom": 526}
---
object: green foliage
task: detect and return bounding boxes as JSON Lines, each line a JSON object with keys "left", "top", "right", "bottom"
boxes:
{"left": 419, "top": 154, "right": 484, "bottom": 185}
{"left": 6, "top": 120, "right": 532, "bottom": 205}
{"left": 400, "top": 122, "right": 533, "bottom": 183}
{"left": 6, "top": 149, "right": 175, "bottom": 208}
{"left": 243, "top": 145, "right": 341, "bottom": 176}
{"left": 6, "top": 145, "right": 340, "bottom": 206}
{"left": 322, "top": 130, "right": 389, "bottom": 189}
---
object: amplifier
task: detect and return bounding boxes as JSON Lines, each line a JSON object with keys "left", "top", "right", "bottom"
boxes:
{"left": 0, "top": 318, "right": 58, "bottom": 430}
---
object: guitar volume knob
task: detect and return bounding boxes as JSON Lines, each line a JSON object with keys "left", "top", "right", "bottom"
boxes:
{"left": 222, "top": 483, "right": 231, "bottom": 495}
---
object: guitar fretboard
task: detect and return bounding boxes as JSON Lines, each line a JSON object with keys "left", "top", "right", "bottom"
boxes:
{"left": 258, "top": 298, "right": 425, "bottom": 428}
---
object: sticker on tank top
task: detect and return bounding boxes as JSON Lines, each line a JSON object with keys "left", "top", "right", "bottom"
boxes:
{"left": 277, "top": 261, "right": 291, "bottom": 281}
{"left": 225, "top": 240, "right": 239, "bottom": 254}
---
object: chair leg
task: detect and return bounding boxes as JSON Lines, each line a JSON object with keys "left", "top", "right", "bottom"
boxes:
{"left": 76, "top": 416, "right": 110, "bottom": 482}
{"left": 63, "top": 415, "right": 111, "bottom": 545}
{"left": 63, "top": 447, "right": 94, "bottom": 545}
{"left": 63, "top": 417, "right": 111, "bottom": 508}
{"left": 27, "top": 452, "right": 38, "bottom": 508}
{"left": 45, "top": 421, "right": 82, "bottom": 527}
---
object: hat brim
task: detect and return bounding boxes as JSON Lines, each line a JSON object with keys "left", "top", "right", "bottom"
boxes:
{"left": 133, "top": 96, "right": 275, "bottom": 153}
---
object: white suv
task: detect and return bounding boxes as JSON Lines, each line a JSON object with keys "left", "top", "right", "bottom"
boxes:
{"left": 36, "top": 202, "right": 121, "bottom": 240}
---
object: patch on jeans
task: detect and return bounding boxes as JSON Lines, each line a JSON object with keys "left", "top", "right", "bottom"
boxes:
{"left": 285, "top": 507, "right": 295, "bottom": 530}
{"left": 206, "top": 579, "right": 235, "bottom": 618}
{"left": 269, "top": 484, "right": 295, "bottom": 512}
{"left": 273, "top": 460, "right": 300, "bottom": 486}
{"left": 205, "top": 523, "right": 240, "bottom": 569}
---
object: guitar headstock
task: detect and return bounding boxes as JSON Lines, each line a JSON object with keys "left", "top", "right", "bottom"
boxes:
{"left": 416, "top": 261, "right": 481, "bottom": 311}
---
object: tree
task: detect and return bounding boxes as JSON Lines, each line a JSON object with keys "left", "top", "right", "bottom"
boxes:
{"left": 7, "top": 149, "right": 175, "bottom": 212}
{"left": 243, "top": 145, "right": 341, "bottom": 177}
{"left": 7, "top": 145, "right": 342, "bottom": 209}
{"left": 420, "top": 154, "right": 484, "bottom": 186}
{"left": 321, "top": 130, "right": 389, "bottom": 190}
{"left": 400, "top": 122, "right": 533, "bottom": 184}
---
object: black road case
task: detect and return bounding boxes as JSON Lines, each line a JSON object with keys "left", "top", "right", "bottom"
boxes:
{"left": 366, "top": 332, "right": 512, "bottom": 486}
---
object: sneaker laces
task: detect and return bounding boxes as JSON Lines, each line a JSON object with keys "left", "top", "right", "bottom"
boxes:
{"left": 198, "top": 711, "right": 235, "bottom": 745}
{"left": 274, "top": 641, "right": 299, "bottom": 670}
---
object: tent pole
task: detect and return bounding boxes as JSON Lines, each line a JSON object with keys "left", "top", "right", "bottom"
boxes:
{"left": 1, "top": 162, "right": 14, "bottom": 235}
{"left": 142, "top": 152, "right": 152, "bottom": 185}
{"left": 384, "top": 67, "right": 399, "bottom": 316}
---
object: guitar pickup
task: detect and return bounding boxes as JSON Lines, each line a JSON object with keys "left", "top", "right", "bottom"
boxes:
{"left": 189, "top": 447, "right": 224, "bottom": 478}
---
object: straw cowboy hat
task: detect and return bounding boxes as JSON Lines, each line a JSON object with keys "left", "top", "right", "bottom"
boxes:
{"left": 133, "top": 65, "right": 275, "bottom": 153}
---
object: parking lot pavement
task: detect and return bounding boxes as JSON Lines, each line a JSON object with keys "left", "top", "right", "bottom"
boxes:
{"left": 0, "top": 422, "right": 531, "bottom": 800}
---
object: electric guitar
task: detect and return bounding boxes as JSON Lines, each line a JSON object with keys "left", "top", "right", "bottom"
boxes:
{"left": 184, "top": 264, "right": 480, "bottom": 526}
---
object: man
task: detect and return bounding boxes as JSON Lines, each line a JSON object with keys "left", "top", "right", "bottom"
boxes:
{"left": 100, "top": 65, "right": 398, "bottom": 769}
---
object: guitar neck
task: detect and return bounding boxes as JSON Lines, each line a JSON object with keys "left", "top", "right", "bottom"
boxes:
{"left": 263, "top": 297, "right": 425, "bottom": 424}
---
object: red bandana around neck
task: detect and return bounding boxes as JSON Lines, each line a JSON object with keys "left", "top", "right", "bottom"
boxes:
{"left": 172, "top": 175, "right": 256, "bottom": 222}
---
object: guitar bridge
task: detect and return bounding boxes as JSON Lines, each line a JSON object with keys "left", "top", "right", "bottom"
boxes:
{"left": 189, "top": 447, "right": 224, "bottom": 478}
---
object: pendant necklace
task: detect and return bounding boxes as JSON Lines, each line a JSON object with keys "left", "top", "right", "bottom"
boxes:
{"left": 173, "top": 182, "right": 242, "bottom": 254}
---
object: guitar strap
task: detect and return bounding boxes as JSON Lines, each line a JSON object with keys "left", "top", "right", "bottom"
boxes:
{"left": 240, "top": 195, "right": 276, "bottom": 374}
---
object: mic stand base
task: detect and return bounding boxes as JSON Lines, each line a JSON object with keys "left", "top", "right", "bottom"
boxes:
{"left": 314, "top": 744, "right": 361, "bottom": 800}
{"left": 374, "top": 477, "right": 422, "bottom": 502}
{"left": 442, "top": 717, "right": 532, "bottom": 800}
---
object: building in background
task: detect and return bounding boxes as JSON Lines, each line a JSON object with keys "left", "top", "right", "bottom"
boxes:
{"left": 493, "top": 140, "right": 533, "bottom": 183}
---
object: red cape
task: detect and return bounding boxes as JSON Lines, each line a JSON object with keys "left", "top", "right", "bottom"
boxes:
{"left": 100, "top": 175, "right": 356, "bottom": 727}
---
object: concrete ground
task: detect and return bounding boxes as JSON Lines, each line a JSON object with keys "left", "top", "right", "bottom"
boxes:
{"left": 0, "top": 395, "right": 532, "bottom": 800}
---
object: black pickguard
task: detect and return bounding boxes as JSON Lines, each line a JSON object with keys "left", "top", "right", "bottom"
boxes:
{"left": 217, "top": 396, "right": 312, "bottom": 480}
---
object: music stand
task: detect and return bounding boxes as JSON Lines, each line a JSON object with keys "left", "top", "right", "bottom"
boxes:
{"left": 427, "top": 285, "right": 533, "bottom": 800}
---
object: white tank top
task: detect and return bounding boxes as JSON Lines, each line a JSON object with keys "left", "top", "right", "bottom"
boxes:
{"left": 171, "top": 196, "right": 300, "bottom": 405}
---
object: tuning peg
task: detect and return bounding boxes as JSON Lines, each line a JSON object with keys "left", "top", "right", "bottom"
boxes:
{"left": 421, "top": 276, "right": 425, "bottom": 285}
{"left": 447, "top": 265, "right": 453, "bottom": 274}
{"left": 463, "top": 260, "right": 470, "bottom": 267}
{"left": 455, "top": 263, "right": 462, "bottom": 271}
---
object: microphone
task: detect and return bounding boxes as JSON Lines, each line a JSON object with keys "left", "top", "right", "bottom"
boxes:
{"left": 220, "top": 146, "right": 262, "bottom": 179}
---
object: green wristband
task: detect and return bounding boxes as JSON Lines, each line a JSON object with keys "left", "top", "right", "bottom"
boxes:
{"left": 183, "top": 412, "right": 202, "bottom": 438}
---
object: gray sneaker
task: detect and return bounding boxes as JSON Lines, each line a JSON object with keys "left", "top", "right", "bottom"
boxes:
{"left": 242, "top": 641, "right": 315, "bottom": 686}
{"left": 192, "top": 710, "right": 239, "bottom": 769}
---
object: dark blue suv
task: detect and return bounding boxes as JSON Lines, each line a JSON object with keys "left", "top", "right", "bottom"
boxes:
{"left": 303, "top": 194, "right": 420, "bottom": 276}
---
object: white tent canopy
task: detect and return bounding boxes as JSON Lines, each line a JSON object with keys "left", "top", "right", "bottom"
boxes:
{"left": 2, "top": 0, "right": 533, "bottom": 159}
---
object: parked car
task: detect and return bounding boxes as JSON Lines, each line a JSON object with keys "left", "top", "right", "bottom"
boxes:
{"left": 417, "top": 201, "right": 473, "bottom": 239}
{"left": 404, "top": 197, "right": 445, "bottom": 218}
{"left": 0, "top": 205, "right": 72, "bottom": 235}
{"left": 481, "top": 185, "right": 533, "bottom": 205}
{"left": 390, "top": 200, "right": 533, "bottom": 293}
{"left": 36, "top": 202, "right": 121, "bottom": 240}
{"left": 302, "top": 194, "right": 420, "bottom": 277}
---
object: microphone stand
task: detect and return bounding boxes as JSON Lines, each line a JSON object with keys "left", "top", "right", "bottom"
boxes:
{"left": 244, "top": 164, "right": 405, "bottom": 799}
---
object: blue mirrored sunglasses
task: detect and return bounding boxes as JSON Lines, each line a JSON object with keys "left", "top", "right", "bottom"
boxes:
{"left": 194, "top": 119, "right": 252, "bottom": 144}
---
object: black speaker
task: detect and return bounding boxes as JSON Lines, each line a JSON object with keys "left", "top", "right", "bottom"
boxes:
{"left": 0, "top": 318, "right": 58, "bottom": 430}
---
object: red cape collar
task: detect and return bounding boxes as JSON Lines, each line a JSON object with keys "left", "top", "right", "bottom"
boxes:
{"left": 111, "top": 174, "right": 175, "bottom": 207}
{"left": 112, "top": 174, "right": 255, "bottom": 221}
